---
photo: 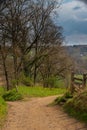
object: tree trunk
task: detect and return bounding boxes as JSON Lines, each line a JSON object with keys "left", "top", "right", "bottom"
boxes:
{"left": 1, "top": 55, "right": 10, "bottom": 91}
{"left": 34, "top": 63, "right": 37, "bottom": 85}
{"left": 13, "top": 47, "right": 19, "bottom": 86}
{"left": 33, "top": 40, "right": 38, "bottom": 85}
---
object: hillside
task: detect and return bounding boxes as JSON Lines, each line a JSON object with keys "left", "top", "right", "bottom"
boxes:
{"left": 66, "top": 45, "right": 87, "bottom": 56}
{"left": 66, "top": 45, "right": 87, "bottom": 73}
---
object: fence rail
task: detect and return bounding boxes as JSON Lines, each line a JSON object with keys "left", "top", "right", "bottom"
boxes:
{"left": 70, "top": 72, "right": 87, "bottom": 94}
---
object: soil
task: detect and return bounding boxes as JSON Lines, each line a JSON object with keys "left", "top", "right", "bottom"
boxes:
{"left": 1, "top": 96, "right": 87, "bottom": 130}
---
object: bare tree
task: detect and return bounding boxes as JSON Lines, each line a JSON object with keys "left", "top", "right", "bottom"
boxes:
{"left": 39, "top": 46, "right": 73, "bottom": 87}
{"left": 27, "top": 0, "right": 62, "bottom": 84}
{"left": 0, "top": 0, "right": 32, "bottom": 88}
{"left": 0, "top": 0, "right": 63, "bottom": 89}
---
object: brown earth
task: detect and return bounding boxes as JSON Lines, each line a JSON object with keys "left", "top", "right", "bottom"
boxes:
{"left": 1, "top": 96, "right": 87, "bottom": 130}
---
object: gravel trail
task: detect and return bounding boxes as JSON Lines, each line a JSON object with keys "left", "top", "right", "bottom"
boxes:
{"left": 1, "top": 96, "right": 87, "bottom": 130}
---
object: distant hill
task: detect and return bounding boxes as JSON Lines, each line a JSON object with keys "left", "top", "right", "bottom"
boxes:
{"left": 65, "top": 45, "right": 87, "bottom": 73}
{"left": 66, "top": 45, "right": 87, "bottom": 56}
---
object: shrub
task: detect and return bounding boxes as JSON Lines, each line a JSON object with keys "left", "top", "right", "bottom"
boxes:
{"left": 2, "top": 89, "right": 23, "bottom": 101}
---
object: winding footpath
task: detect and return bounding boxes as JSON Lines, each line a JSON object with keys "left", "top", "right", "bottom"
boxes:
{"left": 1, "top": 96, "right": 87, "bottom": 130}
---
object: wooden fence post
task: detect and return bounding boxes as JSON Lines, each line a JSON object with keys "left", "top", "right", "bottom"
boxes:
{"left": 83, "top": 74, "right": 86, "bottom": 88}
{"left": 70, "top": 72, "right": 74, "bottom": 94}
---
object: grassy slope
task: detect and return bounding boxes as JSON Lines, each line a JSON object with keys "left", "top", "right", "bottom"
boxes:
{"left": 55, "top": 90, "right": 87, "bottom": 123}
{"left": 64, "top": 91, "right": 87, "bottom": 123}
{"left": 64, "top": 103, "right": 87, "bottom": 123}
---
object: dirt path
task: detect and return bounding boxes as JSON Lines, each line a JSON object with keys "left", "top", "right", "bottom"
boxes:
{"left": 1, "top": 96, "right": 87, "bottom": 130}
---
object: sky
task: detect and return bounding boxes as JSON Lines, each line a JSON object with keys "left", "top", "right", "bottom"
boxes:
{"left": 56, "top": 0, "right": 87, "bottom": 45}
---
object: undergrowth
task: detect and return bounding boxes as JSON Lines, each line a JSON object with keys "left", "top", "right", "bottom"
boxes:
{"left": 2, "top": 89, "right": 23, "bottom": 101}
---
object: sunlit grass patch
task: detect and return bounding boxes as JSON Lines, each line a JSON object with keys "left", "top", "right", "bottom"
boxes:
{"left": 18, "top": 86, "right": 66, "bottom": 97}
{"left": 0, "top": 87, "right": 5, "bottom": 96}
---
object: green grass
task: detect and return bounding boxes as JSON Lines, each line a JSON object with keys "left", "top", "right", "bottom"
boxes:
{"left": 0, "top": 96, "right": 7, "bottom": 127}
{"left": 18, "top": 86, "right": 66, "bottom": 97}
{"left": 0, "top": 87, "right": 5, "bottom": 96}
{"left": 0, "top": 86, "right": 66, "bottom": 98}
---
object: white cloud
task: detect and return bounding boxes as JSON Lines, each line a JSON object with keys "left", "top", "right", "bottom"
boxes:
{"left": 58, "top": 0, "right": 87, "bottom": 22}
{"left": 66, "top": 34, "right": 87, "bottom": 45}
{"left": 55, "top": 0, "right": 87, "bottom": 45}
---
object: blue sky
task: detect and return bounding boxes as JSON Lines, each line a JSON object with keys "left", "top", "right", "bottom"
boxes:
{"left": 56, "top": 0, "right": 87, "bottom": 45}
